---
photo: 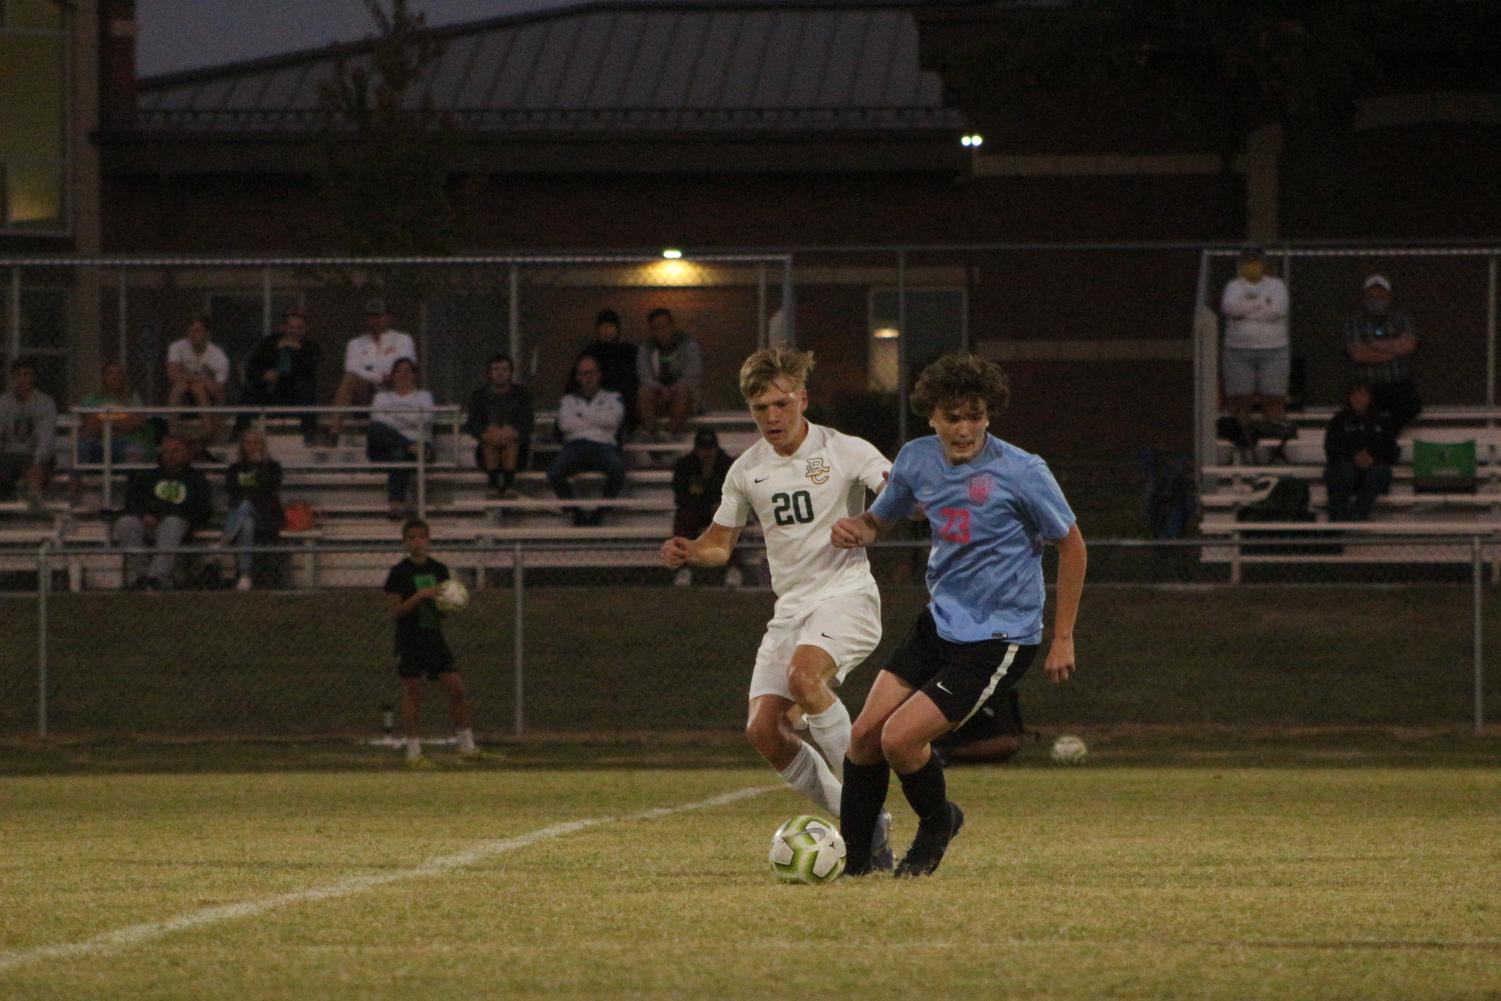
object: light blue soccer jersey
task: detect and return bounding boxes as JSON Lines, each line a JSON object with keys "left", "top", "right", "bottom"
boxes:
{"left": 870, "top": 434, "right": 1075, "bottom": 645}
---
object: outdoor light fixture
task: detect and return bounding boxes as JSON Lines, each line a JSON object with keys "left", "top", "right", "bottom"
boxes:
{"left": 960, "top": 133, "right": 984, "bottom": 148}
{"left": 873, "top": 326, "right": 901, "bottom": 339}
{"left": 662, "top": 248, "right": 684, "bottom": 259}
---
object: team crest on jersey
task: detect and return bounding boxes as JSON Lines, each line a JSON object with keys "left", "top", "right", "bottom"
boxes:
{"left": 804, "top": 458, "right": 831, "bottom": 485}
{"left": 967, "top": 474, "right": 993, "bottom": 504}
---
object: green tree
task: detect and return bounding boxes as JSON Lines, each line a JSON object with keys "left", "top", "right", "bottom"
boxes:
{"left": 316, "top": 0, "right": 458, "bottom": 282}
{"left": 930, "top": 0, "right": 1500, "bottom": 225}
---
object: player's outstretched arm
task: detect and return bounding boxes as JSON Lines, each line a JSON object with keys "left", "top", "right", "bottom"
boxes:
{"left": 1044, "top": 523, "right": 1087, "bottom": 683}
{"left": 830, "top": 511, "right": 889, "bottom": 549}
{"left": 660, "top": 522, "right": 741, "bottom": 569}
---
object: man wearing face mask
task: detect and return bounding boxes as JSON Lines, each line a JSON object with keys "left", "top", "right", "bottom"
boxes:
{"left": 1344, "top": 274, "right": 1421, "bottom": 435}
{"left": 1220, "top": 247, "right": 1292, "bottom": 441}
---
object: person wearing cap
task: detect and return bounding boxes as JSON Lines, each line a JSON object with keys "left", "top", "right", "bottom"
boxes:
{"left": 575, "top": 309, "right": 640, "bottom": 434}
{"left": 1220, "top": 247, "right": 1291, "bottom": 440}
{"left": 670, "top": 426, "right": 741, "bottom": 587}
{"left": 1344, "top": 274, "right": 1421, "bottom": 434}
{"left": 328, "top": 298, "right": 416, "bottom": 442}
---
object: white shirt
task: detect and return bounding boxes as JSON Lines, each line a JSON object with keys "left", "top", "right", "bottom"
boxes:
{"left": 714, "top": 422, "right": 890, "bottom": 615}
{"left": 1221, "top": 276, "right": 1290, "bottom": 350}
{"left": 370, "top": 389, "right": 435, "bottom": 443}
{"left": 166, "top": 339, "right": 230, "bottom": 383}
{"left": 344, "top": 330, "right": 416, "bottom": 384}
{"left": 557, "top": 390, "right": 624, "bottom": 446}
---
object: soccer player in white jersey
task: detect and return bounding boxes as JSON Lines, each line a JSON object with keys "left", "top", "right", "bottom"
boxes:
{"left": 832, "top": 353, "right": 1087, "bottom": 877}
{"left": 659, "top": 348, "right": 895, "bottom": 866}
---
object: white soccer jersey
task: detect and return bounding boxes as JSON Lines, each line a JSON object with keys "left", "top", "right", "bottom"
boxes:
{"left": 714, "top": 422, "right": 890, "bottom": 614}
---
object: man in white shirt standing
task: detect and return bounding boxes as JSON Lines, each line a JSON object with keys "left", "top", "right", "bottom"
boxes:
{"left": 165, "top": 315, "right": 231, "bottom": 441}
{"left": 329, "top": 298, "right": 416, "bottom": 442}
{"left": 1220, "top": 246, "right": 1292, "bottom": 438}
{"left": 659, "top": 348, "right": 895, "bottom": 869}
{"left": 547, "top": 354, "right": 625, "bottom": 527}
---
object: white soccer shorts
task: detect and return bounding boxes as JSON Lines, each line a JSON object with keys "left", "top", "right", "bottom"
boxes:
{"left": 747, "top": 586, "right": 883, "bottom": 701}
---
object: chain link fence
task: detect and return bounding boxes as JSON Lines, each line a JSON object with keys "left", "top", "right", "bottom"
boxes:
{"left": 1194, "top": 246, "right": 1501, "bottom": 471}
{"left": 1, "top": 254, "right": 793, "bottom": 416}
{"left": 0, "top": 537, "right": 1493, "bottom": 742}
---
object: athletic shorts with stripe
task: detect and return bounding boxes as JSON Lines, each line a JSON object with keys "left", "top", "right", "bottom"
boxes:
{"left": 886, "top": 608, "right": 1037, "bottom": 727}
{"left": 747, "top": 585, "right": 882, "bottom": 701}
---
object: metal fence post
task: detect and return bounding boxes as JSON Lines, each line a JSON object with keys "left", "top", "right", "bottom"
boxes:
{"left": 416, "top": 417, "right": 428, "bottom": 518}
{"left": 1487, "top": 255, "right": 1497, "bottom": 410}
{"left": 37, "top": 541, "right": 50, "bottom": 740}
{"left": 1474, "top": 537, "right": 1485, "bottom": 735}
{"left": 513, "top": 542, "right": 525, "bottom": 739}
{"left": 896, "top": 249, "right": 908, "bottom": 445}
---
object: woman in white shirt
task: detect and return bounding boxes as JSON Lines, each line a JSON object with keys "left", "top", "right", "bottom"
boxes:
{"left": 367, "top": 358, "right": 434, "bottom": 518}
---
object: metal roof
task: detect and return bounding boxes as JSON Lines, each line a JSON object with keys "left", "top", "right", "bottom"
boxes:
{"left": 135, "top": 3, "right": 964, "bottom": 134}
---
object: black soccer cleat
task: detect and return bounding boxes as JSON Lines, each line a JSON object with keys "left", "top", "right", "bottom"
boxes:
{"left": 893, "top": 801, "right": 964, "bottom": 878}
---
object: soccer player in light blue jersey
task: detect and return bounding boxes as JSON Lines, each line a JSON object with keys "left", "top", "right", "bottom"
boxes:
{"left": 831, "top": 353, "right": 1087, "bottom": 876}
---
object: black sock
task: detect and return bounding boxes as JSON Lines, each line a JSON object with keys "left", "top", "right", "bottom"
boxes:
{"left": 499, "top": 470, "right": 515, "bottom": 492}
{"left": 839, "top": 756, "right": 890, "bottom": 871}
{"left": 897, "top": 751, "right": 948, "bottom": 826}
{"left": 486, "top": 469, "right": 501, "bottom": 489}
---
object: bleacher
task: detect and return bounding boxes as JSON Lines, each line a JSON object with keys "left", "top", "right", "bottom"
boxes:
{"left": 0, "top": 409, "right": 764, "bottom": 589}
{"left": 1198, "top": 406, "right": 1501, "bottom": 578}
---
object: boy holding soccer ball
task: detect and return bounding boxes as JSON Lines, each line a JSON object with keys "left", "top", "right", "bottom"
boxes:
{"left": 831, "top": 353, "right": 1086, "bottom": 876}
{"left": 384, "top": 518, "right": 482, "bottom": 767}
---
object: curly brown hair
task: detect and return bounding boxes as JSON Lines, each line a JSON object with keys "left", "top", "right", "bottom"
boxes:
{"left": 910, "top": 353, "right": 1010, "bottom": 417}
{"left": 738, "top": 348, "right": 815, "bottom": 400}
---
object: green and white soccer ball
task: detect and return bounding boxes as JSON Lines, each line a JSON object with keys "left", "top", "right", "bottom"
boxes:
{"left": 1051, "top": 733, "right": 1088, "bottom": 765}
{"left": 768, "top": 815, "right": 846, "bottom": 884}
{"left": 435, "top": 579, "right": 470, "bottom": 613}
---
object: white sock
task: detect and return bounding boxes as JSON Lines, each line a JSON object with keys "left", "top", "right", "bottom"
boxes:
{"left": 804, "top": 700, "right": 852, "bottom": 780}
{"left": 457, "top": 728, "right": 476, "bottom": 753}
{"left": 405, "top": 737, "right": 422, "bottom": 760}
{"left": 776, "top": 742, "right": 842, "bottom": 818}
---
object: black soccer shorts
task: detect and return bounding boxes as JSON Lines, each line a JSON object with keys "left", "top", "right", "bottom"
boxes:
{"left": 396, "top": 646, "right": 456, "bottom": 680}
{"left": 886, "top": 608, "right": 1037, "bottom": 726}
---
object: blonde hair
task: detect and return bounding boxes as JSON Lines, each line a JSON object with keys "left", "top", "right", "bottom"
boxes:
{"left": 738, "top": 348, "right": 815, "bottom": 400}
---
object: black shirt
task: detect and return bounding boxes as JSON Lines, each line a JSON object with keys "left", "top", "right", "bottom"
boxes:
{"left": 672, "top": 448, "right": 733, "bottom": 514}
{"left": 383, "top": 557, "right": 452, "bottom": 657}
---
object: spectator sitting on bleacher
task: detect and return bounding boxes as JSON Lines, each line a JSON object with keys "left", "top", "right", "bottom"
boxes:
{"left": 165, "top": 315, "right": 230, "bottom": 444}
{"left": 329, "top": 298, "right": 416, "bottom": 443}
{"left": 671, "top": 427, "right": 742, "bottom": 588}
{"left": 78, "top": 361, "right": 153, "bottom": 466}
{"left": 637, "top": 307, "right": 702, "bottom": 440}
{"left": 113, "top": 434, "right": 212, "bottom": 590}
{"left": 578, "top": 309, "right": 640, "bottom": 434}
{"left": 548, "top": 354, "right": 624, "bottom": 527}
{"left": 1345, "top": 274, "right": 1421, "bottom": 435}
{"left": 0, "top": 357, "right": 57, "bottom": 510}
{"left": 367, "top": 358, "right": 434, "bottom": 520}
{"left": 237, "top": 306, "right": 322, "bottom": 442}
{"left": 221, "top": 429, "right": 283, "bottom": 592}
{"left": 1220, "top": 246, "right": 1292, "bottom": 441}
{"left": 464, "top": 353, "right": 534, "bottom": 499}
{"left": 1323, "top": 382, "right": 1398, "bottom": 522}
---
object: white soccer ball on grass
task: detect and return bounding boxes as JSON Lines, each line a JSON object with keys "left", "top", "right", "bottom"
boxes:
{"left": 768, "top": 815, "right": 846, "bottom": 884}
{"left": 435, "top": 579, "right": 470, "bottom": 613}
{"left": 1050, "top": 734, "right": 1088, "bottom": 765}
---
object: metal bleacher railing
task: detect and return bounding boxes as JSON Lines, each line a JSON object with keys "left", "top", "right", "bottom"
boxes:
{"left": 71, "top": 404, "right": 465, "bottom": 513}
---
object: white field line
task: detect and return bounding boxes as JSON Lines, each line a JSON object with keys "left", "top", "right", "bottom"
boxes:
{"left": 0, "top": 784, "right": 777, "bottom": 976}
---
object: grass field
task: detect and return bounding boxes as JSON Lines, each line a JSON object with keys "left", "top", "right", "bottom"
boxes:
{"left": 3, "top": 755, "right": 1500, "bottom": 1001}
